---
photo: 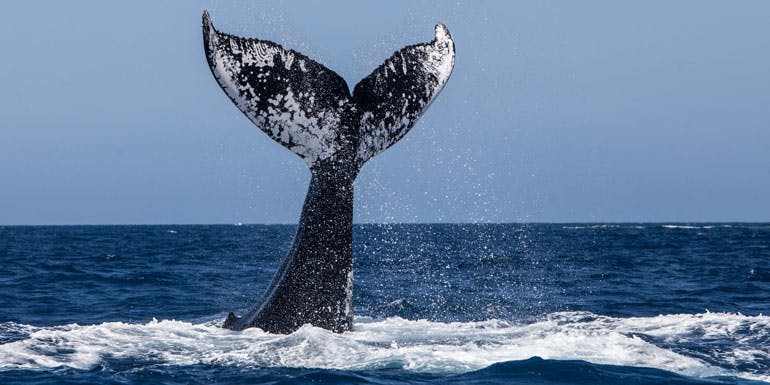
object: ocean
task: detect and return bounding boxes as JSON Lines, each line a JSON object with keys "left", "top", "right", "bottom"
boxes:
{"left": 0, "top": 224, "right": 768, "bottom": 384}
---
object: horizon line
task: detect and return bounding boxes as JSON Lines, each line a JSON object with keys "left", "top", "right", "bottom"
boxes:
{"left": 1, "top": 221, "right": 769, "bottom": 227}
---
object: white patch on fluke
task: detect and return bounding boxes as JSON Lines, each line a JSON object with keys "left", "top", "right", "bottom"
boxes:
{"left": 355, "top": 23, "right": 456, "bottom": 163}
{"left": 204, "top": 13, "right": 347, "bottom": 167}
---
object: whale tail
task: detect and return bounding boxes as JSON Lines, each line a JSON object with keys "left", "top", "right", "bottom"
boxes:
{"left": 202, "top": 11, "right": 454, "bottom": 333}
{"left": 202, "top": 10, "right": 455, "bottom": 171}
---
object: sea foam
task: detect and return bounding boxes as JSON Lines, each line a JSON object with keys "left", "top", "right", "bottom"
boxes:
{"left": 0, "top": 312, "right": 768, "bottom": 382}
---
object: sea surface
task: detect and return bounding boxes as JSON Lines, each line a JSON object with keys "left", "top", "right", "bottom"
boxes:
{"left": 0, "top": 223, "right": 768, "bottom": 384}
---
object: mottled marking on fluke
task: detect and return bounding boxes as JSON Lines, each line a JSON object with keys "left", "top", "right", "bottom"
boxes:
{"left": 202, "top": 10, "right": 454, "bottom": 334}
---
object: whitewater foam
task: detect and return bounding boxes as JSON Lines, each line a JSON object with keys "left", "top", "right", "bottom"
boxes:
{"left": 0, "top": 312, "right": 767, "bottom": 382}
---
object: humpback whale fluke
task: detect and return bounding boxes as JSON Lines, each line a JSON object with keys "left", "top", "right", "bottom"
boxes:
{"left": 202, "top": 10, "right": 455, "bottom": 333}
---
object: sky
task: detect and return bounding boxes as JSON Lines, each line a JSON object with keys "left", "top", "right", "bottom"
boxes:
{"left": 1, "top": 1, "right": 769, "bottom": 225}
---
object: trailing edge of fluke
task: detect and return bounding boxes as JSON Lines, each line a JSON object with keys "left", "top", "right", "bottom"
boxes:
{"left": 202, "top": 10, "right": 455, "bottom": 334}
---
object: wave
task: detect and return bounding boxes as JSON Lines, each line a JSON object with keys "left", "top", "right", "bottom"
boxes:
{"left": 0, "top": 312, "right": 767, "bottom": 382}
{"left": 661, "top": 224, "right": 735, "bottom": 229}
{"left": 560, "top": 224, "right": 743, "bottom": 230}
{"left": 563, "top": 225, "right": 627, "bottom": 229}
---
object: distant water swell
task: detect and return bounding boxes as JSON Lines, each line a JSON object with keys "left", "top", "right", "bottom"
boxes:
{"left": 0, "top": 312, "right": 768, "bottom": 384}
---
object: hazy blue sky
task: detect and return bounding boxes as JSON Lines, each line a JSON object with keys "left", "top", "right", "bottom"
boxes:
{"left": 1, "top": 1, "right": 769, "bottom": 224}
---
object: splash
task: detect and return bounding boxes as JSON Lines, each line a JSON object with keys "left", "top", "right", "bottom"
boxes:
{"left": 0, "top": 312, "right": 767, "bottom": 382}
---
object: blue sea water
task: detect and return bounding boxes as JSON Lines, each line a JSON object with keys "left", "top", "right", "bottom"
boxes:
{"left": 0, "top": 223, "right": 768, "bottom": 384}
